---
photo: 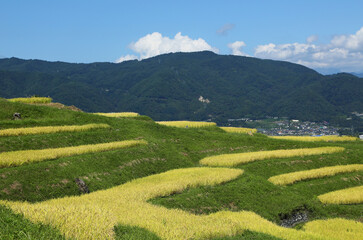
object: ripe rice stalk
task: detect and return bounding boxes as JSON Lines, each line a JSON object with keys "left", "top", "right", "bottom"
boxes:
{"left": 8, "top": 97, "right": 52, "bottom": 104}
{"left": 220, "top": 127, "right": 257, "bottom": 134}
{"left": 318, "top": 185, "right": 363, "bottom": 204}
{"left": 0, "top": 140, "right": 147, "bottom": 168}
{"left": 0, "top": 167, "right": 338, "bottom": 240}
{"left": 303, "top": 218, "right": 363, "bottom": 240}
{"left": 269, "top": 135, "right": 358, "bottom": 142}
{"left": 0, "top": 123, "right": 110, "bottom": 137}
{"left": 200, "top": 147, "right": 345, "bottom": 167}
{"left": 156, "top": 121, "right": 216, "bottom": 128}
{"left": 268, "top": 164, "right": 363, "bottom": 185}
{"left": 94, "top": 112, "right": 140, "bottom": 117}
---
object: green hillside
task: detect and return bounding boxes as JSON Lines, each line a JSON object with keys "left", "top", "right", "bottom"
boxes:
{"left": 0, "top": 99, "right": 362, "bottom": 239}
{"left": 0, "top": 52, "right": 362, "bottom": 126}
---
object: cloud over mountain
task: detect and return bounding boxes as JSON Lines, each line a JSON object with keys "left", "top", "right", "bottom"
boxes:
{"left": 116, "top": 32, "right": 218, "bottom": 63}
{"left": 253, "top": 26, "right": 363, "bottom": 72}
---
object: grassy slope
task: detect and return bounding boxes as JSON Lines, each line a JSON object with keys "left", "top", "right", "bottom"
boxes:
{"left": 0, "top": 98, "right": 361, "bottom": 239}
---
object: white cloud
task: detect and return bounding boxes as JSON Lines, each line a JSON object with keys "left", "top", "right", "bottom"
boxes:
{"left": 216, "top": 23, "right": 235, "bottom": 36}
{"left": 228, "top": 41, "right": 249, "bottom": 56}
{"left": 116, "top": 32, "right": 218, "bottom": 63}
{"left": 115, "top": 54, "right": 138, "bottom": 63}
{"left": 254, "top": 26, "right": 363, "bottom": 72}
{"left": 307, "top": 35, "right": 318, "bottom": 43}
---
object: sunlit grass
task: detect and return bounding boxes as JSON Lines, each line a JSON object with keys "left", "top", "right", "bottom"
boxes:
{"left": 268, "top": 164, "right": 363, "bottom": 185}
{"left": 0, "top": 123, "right": 110, "bottom": 136}
{"left": 200, "top": 147, "right": 345, "bottom": 167}
{"left": 318, "top": 185, "right": 363, "bottom": 204}
{"left": 156, "top": 121, "right": 216, "bottom": 128}
{"left": 0, "top": 140, "right": 147, "bottom": 168}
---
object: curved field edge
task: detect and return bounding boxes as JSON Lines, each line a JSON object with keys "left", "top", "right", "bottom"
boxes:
{"left": 200, "top": 147, "right": 345, "bottom": 167}
{"left": 0, "top": 140, "right": 147, "bottom": 168}
{"left": 0, "top": 123, "right": 110, "bottom": 136}
{"left": 268, "top": 164, "right": 363, "bottom": 185}
{"left": 269, "top": 136, "right": 359, "bottom": 142}
{"left": 318, "top": 185, "right": 363, "bottom": 204}
{"left": 0, "top": 167, "right": 344, "bottom": 240}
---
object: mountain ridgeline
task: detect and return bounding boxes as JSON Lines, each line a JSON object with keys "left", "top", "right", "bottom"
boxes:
{"left": 0, "top": 51, "right": 362, "bottom": 125}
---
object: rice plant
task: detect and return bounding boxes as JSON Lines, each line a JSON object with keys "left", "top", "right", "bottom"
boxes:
{"left": 318, "top": 185, "right": 363, "bottom": 204}
{"left": 8, "top": 97, "right": 52, "bottom": 104}
{"left": 0, "top": 123, "right": 110, "bottom": 137}
{"left": 220, "top": 127, "right": 257, "bottom": 134}
{"left": 303, "top": 218, "right": 363, "bottom": 240}
{"left": 93, "top": 112, "right": 140, "bottom": 117}
{"left": 0, "top": 167, "right": 338, "bottom": 240}
{"left": 269, "top": 135, "right": 358, "bottom": 142}
{"left": 268, "top": 164, "right": 363, "bottom": 185}
{"left": 156, "top": 121, "right": 216, "bottom": 128}
{"left": 200, "top": 147, "right": 345, "bottom": 167}
{"left": 0, "top": 140, "right": 147, "bottom": 168}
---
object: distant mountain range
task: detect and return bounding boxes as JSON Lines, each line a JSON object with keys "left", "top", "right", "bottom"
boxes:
{"left": 0, "top": 51, "right": 362, "bottom": 127}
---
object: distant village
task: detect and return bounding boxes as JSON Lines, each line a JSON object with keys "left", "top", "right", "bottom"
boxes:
{"left": 226, "top": 117, "right": 340, "bottom": 136}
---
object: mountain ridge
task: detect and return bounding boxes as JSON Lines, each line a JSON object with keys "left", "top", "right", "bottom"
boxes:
{"left": 0, "top": 51, "right": 362, "bottom": 125}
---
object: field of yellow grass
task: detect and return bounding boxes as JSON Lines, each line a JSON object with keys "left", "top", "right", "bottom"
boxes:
{"left": 220, "top": 127, "right": 257, "bottom": 134}
{"left": 156, "top": 121, "right": 217, "bottom": 128}
{"left": 0, "top": 123, "right": 110, "bottom": 136}
{"left": 1, "top": 167, "right": 353, "bottom": 240}
{"left": 200, "top": 147, "right": 345, "bottom": 167}
{"left": 318, "top": 185, "right": 363, "bottom": 204}
{"left": 268, "top": 164, "right": 363, "bottom": 185}
{"left": 0, "top": 140, "right": 147, "bottom": 168}
{"left": 303, "top": 218, "right": 363, "bottom": 240}
{"left": 8, "top": 97, "right": 52, "bottom": 104}
{"left": 93, "top": 112, "right": 140, "bottom": 117}
{"left": 269, "top": 135, "right": 358, "bottom": 142}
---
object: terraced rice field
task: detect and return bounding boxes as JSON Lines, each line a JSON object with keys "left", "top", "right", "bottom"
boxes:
{"left": 200, "top": 147, "right": 345, "bottom": 166}
{"left": 220, "top": 126, "right": 257, "bottom": 134}
{"left": 156, "top": 121, "right": 216, "bottom": 128}
{"left": 268, "top": 164, "right": 363, "bottom": 185}
{"left": 8, "top": 97, "right": 53, "bottom": 104}
{"left": 0, "top": 140, "right": 147, "bottom": 168}
{"left": 94, "top": 112, "right": 140, "bottom": 117}
{"left": 2, "top": 167, "right": 361, "bottom": 240}
{"left": 0, "top": 99, "right": 361, "bottom": 240}
{"left": 0, "top": 123, "right": 110, "bottom": 136}
{"left": 318, "top": 185, "right": 363, "bottom": 204}
{"left": 270, "top": 135, "right": 359, "bottom": 142}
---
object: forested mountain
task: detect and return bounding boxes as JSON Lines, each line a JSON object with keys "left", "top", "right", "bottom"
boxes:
{"left": 0, "top": 51, "right": 362, "bottom": 124}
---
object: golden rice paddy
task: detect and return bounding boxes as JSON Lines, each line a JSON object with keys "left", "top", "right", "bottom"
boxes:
{"left": 200, "top": 147, "right": 345, "bottom": 167}
{"left": 318, "top": 185, "right": 363, "bottom": 204}
{"left": 268, "top": 164, "right": 363, "bottom": 185}
{"left": 93, "top": 112, "right": 140, "bottom": 117}
{"left": 0, "top": 140, "right": 147, "bottom": 168}
{"left": 303, "top": 218, "right": 363, "bottom": 240}
{"left": 0, "top": 123, "right": 110, "bottom": 137}
{"left": 269, "top": 135, "right": 358, "bottom": 142}
{"left": 220, "top": 127, "right": 257, "bottom": 134}
{"left": 0, "top": 167, "right": 348, "bottom": 240}
{"left": 8, "top": 97, "right": 52, "bottom": 104}
{"left": 156, "top": 121, "right": 216, "bottom": 128}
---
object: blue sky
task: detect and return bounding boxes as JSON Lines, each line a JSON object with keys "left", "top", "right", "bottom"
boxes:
{"left": 1, "top": 0, "right": 363, "bottom": 73}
